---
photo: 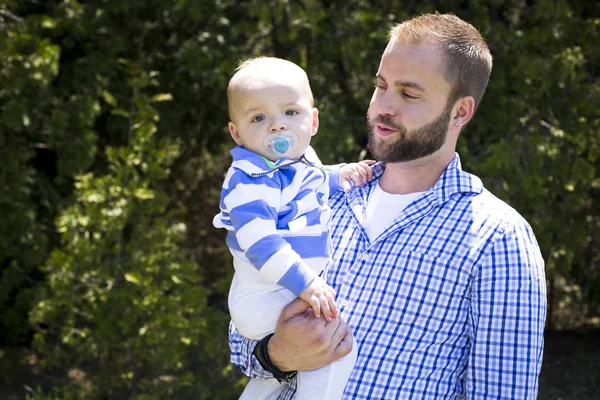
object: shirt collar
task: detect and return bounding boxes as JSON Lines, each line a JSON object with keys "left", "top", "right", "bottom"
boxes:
{"left": 230, "top": 145, "right": 295, "bottom": 172}
{"left": 367, "top": 153, "right": 483, "bottom": 203}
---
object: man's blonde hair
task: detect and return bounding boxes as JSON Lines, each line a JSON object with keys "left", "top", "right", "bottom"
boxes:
{"left": 227, "top": 57, "right": 314, "bottom": 120}
{"left": 389, "top": 13, "right": 493, "bottom": 111}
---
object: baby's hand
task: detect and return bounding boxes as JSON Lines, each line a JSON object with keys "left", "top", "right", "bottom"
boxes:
{"left": 339, "top": 160, "right": 375, "bottom": 192}
{"left": 299, "top": 276, "right": 338, "bottom": 321}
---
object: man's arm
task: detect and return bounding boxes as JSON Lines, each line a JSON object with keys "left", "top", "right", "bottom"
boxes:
{"left": 467, "top": 218, "right": 547, "bottom": 399}
{"left": 229, "top": 298, "right": 353, "bottom": 376}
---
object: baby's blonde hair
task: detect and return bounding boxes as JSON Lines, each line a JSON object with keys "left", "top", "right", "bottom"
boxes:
{"left": 227, "top": 57, "right": 314, "bottom": 120}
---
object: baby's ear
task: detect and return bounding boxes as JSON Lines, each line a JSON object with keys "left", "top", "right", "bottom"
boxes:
{"left": 228, "top": 122, "right": 242, "bottom": 145}
{"left": 311, "top": 108, "right": 319, "bottom": 136}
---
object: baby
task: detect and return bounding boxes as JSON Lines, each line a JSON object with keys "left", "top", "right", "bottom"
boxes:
{"left": 213, "top": 57, "right": 371, "bottom": 399}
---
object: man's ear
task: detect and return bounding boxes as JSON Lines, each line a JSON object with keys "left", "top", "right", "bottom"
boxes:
{"left": 311, "top": 108, "right": 319, "bottom": 136}
{"left": 451, "top": 96, "right": 475, "bottom": 133}
{"left": 228, "top": 122, "right": 243, "bottom": 145}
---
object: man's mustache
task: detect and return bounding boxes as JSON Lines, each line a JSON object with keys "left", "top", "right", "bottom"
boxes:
{"left": 372, "top": 114, "right": 405, "bottom": 132}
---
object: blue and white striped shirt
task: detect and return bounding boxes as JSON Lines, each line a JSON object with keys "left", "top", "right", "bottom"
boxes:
{"left": 229, "top": 154, "right": 547, "bottom": 399}
{"left": 214, "top": 146, "right": 340, "bottom": 296}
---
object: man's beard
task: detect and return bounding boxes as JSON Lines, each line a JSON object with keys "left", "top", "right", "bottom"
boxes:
{"left": 367, "top": 105, "right": 452, "bottom": 163}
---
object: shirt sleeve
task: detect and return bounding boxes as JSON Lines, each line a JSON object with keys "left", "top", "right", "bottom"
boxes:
{"left": 223, "top": 168, "right": 317, "bottom": 296}
{"left": 229, "top": 321, "right": 297, "bottom": 398}
{"left": 228, "top": 320, "right": 274, "bottom": 379}
{"left": 467, "top": 218, "right": 547, "bottom": 399}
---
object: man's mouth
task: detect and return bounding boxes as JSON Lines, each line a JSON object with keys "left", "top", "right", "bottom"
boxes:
{"left": 375, "top": 123, "right": 397, "bottom": 137}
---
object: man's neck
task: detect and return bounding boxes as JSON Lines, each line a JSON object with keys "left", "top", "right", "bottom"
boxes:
{"left": 378, "top": 150, "right": 455, "bottom": 195}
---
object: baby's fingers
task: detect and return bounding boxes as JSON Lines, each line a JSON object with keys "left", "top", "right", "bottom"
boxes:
{"left": 342, "top": 179, "right": 352, "bottom": 193}
{"left": 310, "top": 295, "right": 321, "bottom": 318}
{"left": 356, "top": 167, "right": 370, "bottom": 183}
{"left": 358, "top": 160, "right": 374, "bottom": 181}
{"left": 326, "top": 290, "right": 339, "bottom": 318}
{"left": 317, "top": 292, "right": 332, "bottom": 321}
{"left": 350, "top": 170, "right": 368, "bottom": 186}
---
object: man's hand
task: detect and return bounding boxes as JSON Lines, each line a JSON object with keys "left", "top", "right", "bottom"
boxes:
{"left": 267, "top": 297, "right": 354, "bottom": 372}
{"left": 298, "top": 276, "right": 338, "bottom": 321}
{"left": 339, "top": 160, "right": 375, "bottom": 192}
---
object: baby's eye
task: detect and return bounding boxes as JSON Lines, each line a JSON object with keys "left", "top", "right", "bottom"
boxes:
{"left": 251, "top": 115, "right": 265, "bottom": 123}
{"left": 285, "top": 109, "right": 299, "bottom": 116}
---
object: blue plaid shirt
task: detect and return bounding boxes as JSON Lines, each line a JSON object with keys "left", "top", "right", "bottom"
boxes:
{"left": 229, "top": 154, "right": 547, "bottom": 399}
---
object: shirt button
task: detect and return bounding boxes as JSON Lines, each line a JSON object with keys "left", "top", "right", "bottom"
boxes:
{"left": 361, "top": 253, "right": 369, "bottom": 261}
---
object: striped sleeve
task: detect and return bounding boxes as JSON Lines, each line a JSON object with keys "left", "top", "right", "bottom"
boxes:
{"left": 467, "top": 218, "right": 547, "bottom": 399}
{"left": 324, "top": 163, "right": 345, "bottom": 193}
{"left": 221, "top": 168, "right": 317, "bottom": 296}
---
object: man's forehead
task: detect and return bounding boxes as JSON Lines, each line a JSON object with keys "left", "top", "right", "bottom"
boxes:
{"left": 378, "top": 40, "right": 449, "bottom": 88}
{"left": 382, "top": 40, "right": 444, "bottom": 67}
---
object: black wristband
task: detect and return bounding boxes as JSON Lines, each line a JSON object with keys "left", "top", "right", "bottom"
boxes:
{"left": 254, "top": 333, "right": 297, "bottom": 383}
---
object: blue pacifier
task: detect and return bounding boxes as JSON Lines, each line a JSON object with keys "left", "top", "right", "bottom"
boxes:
{"left": 264, "top": 131, "right": 298, "bottom": 157}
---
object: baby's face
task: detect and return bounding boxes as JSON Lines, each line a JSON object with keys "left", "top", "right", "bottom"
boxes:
{"left": 228, "top": 79, "right": 318, "bottom": 161}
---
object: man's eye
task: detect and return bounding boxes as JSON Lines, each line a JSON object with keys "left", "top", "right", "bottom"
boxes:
{"left": 251, "top": 115, "right": 265, "bottom": 123}
{"left": 375, "top": 84, "right": 386, "bottom": 90}
{"left": 403, "top": 92, "right": 418, "bottom": 99}
{"left": 285, "top": 109, "right": 299, "bottom": 116}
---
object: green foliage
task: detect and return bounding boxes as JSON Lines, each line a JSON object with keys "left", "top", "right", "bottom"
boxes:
{"left": 0, "top": 1, "right": 238, "bottom": 397}
{"left": 24, "top": 385, "right": 74, "bottom": 400}
{"left": 1, "top": 3, "right": 70, "bottom": 345}
{"left": 0, "top": 0, "right": 598, "bottom": 397}
{"left": 29, "top": 62, "right": 233, "bottom": 397}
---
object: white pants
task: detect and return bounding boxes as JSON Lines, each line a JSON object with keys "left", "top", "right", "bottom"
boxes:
{"left": 229, "top": 271, "right": 358, "bottom": 400}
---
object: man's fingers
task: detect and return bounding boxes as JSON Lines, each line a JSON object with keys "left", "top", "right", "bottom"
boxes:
{"left": 333, "top": 328, "right": 354, "bottom": 360}
{"left": 328, "top": 316, "right": 349, "bottom": 344}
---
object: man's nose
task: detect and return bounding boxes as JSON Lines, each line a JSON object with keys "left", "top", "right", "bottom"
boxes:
{"left": 377, "top": 92, "right": 397, "bottom": 117}
{"left": 269, "top": 118, "right": 287, "bottom": 132}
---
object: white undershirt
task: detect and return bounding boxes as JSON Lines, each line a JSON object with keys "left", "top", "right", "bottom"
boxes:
{"left": 365, "top": 182, "right": 425, "bottom": 242}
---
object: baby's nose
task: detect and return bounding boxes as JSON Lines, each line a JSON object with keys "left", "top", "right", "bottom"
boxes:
{"left": 269, "top": 120, "right": 287, "bottom": 132}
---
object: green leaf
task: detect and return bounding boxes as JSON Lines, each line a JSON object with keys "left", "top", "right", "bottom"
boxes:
{"left": 124, "top": 273, "right": 141, "bottom": 285}
{"left": 151, "top": 93, "right": 173, "bottom": 102}
{"left": 102, "top": 91, "right": 118, "bottom": 107}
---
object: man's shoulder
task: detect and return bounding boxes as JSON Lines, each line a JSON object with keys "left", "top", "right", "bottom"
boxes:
{"left": 463, "top": 186, "right": 532, "bottom": 236}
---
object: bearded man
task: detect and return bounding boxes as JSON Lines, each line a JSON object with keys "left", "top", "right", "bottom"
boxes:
{"left": 229, "top": 12, "right": 547, "bottom": 399}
